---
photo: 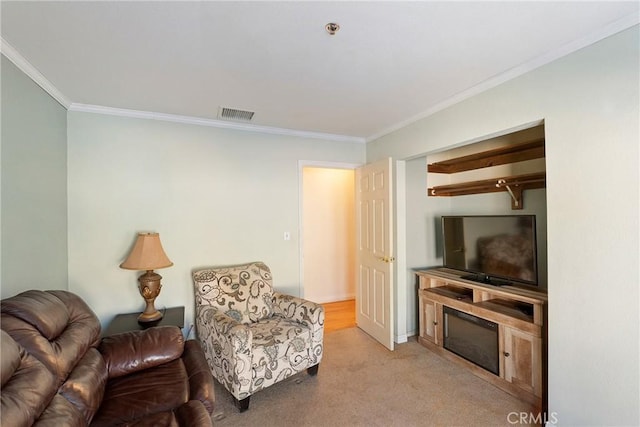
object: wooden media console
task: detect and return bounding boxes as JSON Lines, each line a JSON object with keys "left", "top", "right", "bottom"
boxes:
{"left": 416, "top": 268, "right": 547, "bottom": 408}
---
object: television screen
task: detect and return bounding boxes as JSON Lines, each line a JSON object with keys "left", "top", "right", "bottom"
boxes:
{"left": 442, "top": 215, "right": 538, "bottom": 286}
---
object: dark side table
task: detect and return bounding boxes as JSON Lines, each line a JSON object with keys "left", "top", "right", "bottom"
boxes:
{"left": 103, "top": 306, "right": 185, "bottom": 337}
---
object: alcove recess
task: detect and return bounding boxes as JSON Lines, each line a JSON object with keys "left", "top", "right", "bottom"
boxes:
{"left": 427, "top": 125, "right": 546, "bottom": 210}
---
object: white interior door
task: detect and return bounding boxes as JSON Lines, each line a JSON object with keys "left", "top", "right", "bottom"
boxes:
{"left": 355, "top": 158, "right": 394, "bottom": 351}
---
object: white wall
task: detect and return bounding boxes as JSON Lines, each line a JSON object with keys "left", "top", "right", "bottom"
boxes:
{"left": 404, "top": 156, "right": 451, "bottom": 336}
{"left": 1, "top": 56, "right": 68, "bottom": 297}
{"left": 3, "top": 21, "right": 638, "bottom": 426}
{"left": 67, "top": 111, "right": 365, "bottom": 329}
{"left": 302, "top": 167, "right": 356, "bottom": 303}
{"left": 369, "top": 26, "right": 639, "bottom": 426}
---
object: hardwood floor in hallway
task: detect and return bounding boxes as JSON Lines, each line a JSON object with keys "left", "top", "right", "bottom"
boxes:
{"left": 322, "top": 299, "right": 356, "bottom": 334}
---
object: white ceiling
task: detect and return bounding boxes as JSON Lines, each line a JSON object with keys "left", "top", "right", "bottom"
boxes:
{"left": 2, "top": 1, "right": 638, "bottom": 142}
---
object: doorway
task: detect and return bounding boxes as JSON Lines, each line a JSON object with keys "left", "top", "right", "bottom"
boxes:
{"left": 300, "top": 165, "right": 356, "bottom": 323}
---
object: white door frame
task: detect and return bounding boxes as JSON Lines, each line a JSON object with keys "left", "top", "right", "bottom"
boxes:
{"left": 297, "top": 160, "right": 362, "bottom": 299}
{"left": 395, "top": 159, "right": 408, "bottom": 344}
{"left": 297, "top": 158, "right": 408, "bottom": 346}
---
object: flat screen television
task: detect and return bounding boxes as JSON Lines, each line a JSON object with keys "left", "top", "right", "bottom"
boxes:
{"left": 442, "top": 215, "right": 538, "bottom": 287}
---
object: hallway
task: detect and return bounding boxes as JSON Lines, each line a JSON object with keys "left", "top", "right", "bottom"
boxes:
{"left": 322, "top": 299, "right": 355, "bottom": 334}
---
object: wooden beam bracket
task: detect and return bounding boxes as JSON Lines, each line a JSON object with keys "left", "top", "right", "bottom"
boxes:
{"left": 496, "top": 179, "right": 524, "bottom": 209}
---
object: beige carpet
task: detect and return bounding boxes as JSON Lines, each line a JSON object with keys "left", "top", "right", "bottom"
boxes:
{"left": 211, "top": 327, "right": 536, "bottom": 426}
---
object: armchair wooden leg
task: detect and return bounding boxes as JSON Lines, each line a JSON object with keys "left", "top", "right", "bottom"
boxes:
{"left": 307, "top": 364, "right": 319, "bottom": 376}
{"left": 234, "top": 396, "right": 250, "bottom": 412}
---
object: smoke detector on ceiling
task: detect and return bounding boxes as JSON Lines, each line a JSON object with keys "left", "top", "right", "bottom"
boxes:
{"left": 217, "top": 107, "right": 255, "bottom": 122}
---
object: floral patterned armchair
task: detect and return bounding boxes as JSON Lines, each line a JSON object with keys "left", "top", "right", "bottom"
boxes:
{"left": 192, "top": 261, "right": 324, "bottom": 412}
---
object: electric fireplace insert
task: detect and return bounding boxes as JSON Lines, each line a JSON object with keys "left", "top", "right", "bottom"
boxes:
{"left": 443, "top": 306, "right": 499, "bottom": 375}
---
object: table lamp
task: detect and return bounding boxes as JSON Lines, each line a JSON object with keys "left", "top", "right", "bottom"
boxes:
{"left": 120, "top": 232, "right": 173, "bottom": 323}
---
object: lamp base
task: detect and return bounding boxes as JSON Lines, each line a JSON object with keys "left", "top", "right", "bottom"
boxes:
{"left": 137, "top": 270, "right": 164, "bottom": 323}
{"left": 137, "top": 310, "right": 163, "bottom": 323}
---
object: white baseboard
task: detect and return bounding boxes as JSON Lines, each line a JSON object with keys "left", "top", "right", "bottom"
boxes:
{"left": 395, "top": 329, "right": 417, "bottom": 344}
{"left": 308, "top": 293, "right": 355, "bottom": 304}
{"left": 395, "top": 333, "right": 408, "bottom": 344}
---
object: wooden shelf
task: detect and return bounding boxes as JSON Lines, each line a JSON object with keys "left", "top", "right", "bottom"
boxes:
{"left": 474, "top": 299, "right": 534, "bottom": 323}
{"left": 428, "top": 172, "right": 545, "bottom": 209}
{"left": 425, "top": 286, "right": 473, "bottom": 303}
{"left": 428, "top": 138, "right": 545, "bottom": 174}
{"left": 426, "top": 137, "right": 546, "bottom": 209}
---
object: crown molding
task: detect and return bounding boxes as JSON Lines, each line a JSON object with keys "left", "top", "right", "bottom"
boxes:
{"left": 366, "top": 13, "right": 640, "bottom": 143}
{"left": 1, "top": 37, "right": 71, "bottom": 108}
{"left": 3, "top": 10, "right": 637, "bottom": 146}
{"left": 68, "top": 104, "right": 366, "bottom": 144}
{"left": 1, "top": 37, "right": 363, "bottom": 144}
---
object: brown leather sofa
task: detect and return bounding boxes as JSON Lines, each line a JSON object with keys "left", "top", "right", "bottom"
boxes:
{"left": 1, "top": 290, "right": 215, "bottom": 426}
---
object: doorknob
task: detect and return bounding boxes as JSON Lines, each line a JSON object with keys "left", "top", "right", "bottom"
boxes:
{"left": 377, "top": 256, "right": 396, "bottom": 263}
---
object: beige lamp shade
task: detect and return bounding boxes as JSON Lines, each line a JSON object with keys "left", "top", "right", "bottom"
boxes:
{"left": 120, "top": 232, "right": 173, "bottom": 271}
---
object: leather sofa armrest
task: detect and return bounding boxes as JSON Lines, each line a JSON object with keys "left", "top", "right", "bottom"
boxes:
{"left": 1, "top": 330, "right": 57, "bottom": 427}
{"left": 175, "top": 400, "right": 213, "bottom": 427}
{"left": 182, "top": 340, "right": 215, "bottom": 415}
{"left": 99, "top": 326, "right": 184, "bottom": 378}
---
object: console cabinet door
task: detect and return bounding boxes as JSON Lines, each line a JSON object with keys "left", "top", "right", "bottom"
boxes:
{"left": 420, "top": 297, "right": 441, "bottom": 345}
{"left": 503, "top": 327, "right": 542, "bottom": 397}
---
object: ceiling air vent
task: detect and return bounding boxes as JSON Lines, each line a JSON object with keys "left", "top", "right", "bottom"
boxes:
{"left": 218, "top": 107, "right": 255, "bottom": 122}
